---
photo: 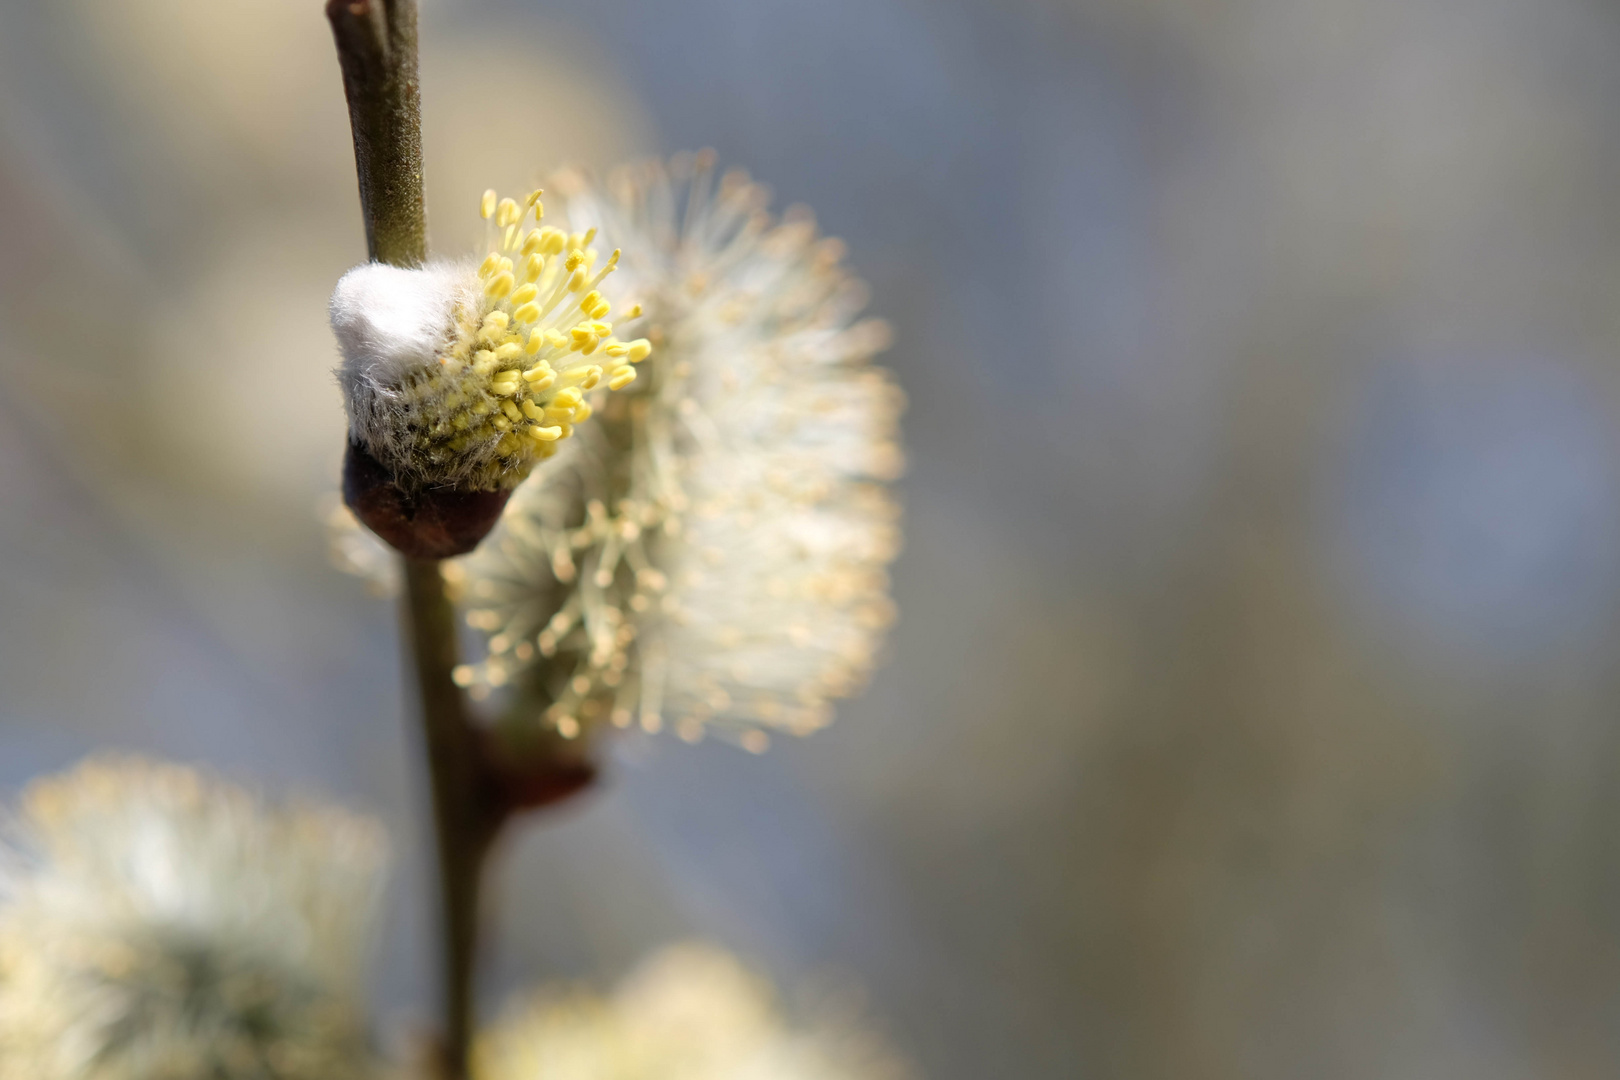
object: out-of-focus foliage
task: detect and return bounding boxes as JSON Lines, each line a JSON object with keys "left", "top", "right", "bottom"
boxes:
{"left": 476, "top": 942, "right": 908, "bottom": 1080}
{"left": 0, "top": 757, "right": 386, "bottom": 1080}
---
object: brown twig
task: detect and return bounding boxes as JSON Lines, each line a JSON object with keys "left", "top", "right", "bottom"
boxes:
{"left": 327, "top": 4, "right": 599, "bottom": 1075}
{"left": 399, "top": 558, "right": 501, "bottom": 1078}
{"left": 328, "top": 0, "right": 425, "bottom": 268}
{"left": 326, "top": 3, "right": 475, "bottom": 1077}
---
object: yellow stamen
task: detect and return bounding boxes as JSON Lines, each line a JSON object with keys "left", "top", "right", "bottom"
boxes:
{"left": 529, "top": 425, "right": 563, "bottom": 441}
{"left": 480, "top": 189, "right": 497, "bottom": 218}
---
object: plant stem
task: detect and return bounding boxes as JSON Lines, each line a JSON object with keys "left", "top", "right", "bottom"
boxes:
{"left": 326, "top": 4, "right": 483, "bottom": 1077}
{"left": 328, "top": 0, "right": 426, "bottom": 268}
{"left": 401, "top": 559, "right": 501, "bottom": 1079}
{"left": 328, "top": 4, "right": 600, "bottom": 1074}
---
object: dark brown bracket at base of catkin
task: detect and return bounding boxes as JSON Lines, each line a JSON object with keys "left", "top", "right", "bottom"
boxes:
{"left": 342, "top": 441, "right": 515, "bottom": 560}
{"left": 326, "top": 3, "right": 596, "bottom": 1078}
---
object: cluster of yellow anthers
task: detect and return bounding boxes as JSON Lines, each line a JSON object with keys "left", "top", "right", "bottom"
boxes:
{"left": 405, "top": 189, "right": 652, "bottom": 490}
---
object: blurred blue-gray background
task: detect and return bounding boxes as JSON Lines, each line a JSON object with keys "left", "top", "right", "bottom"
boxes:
{"left": 5, "top": 0, "right": 1620, "bottom": 1075}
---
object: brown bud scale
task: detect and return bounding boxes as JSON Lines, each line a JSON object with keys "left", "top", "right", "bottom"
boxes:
{"left": 342, "top": 440, "right": 511, "bottom": 559}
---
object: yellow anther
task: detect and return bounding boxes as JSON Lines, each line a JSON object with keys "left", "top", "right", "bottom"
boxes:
{"left": 583, "top": 227, "right": 598, "bottom": 246}
{"left": 581, "top": 336, "right": 600, "bottom": 355}
{"left": 520, "top": 399, "right": 545, "bottom": 421}
{"left": 509, "top": 282, "right": 538, "bottom": 307}
{"left": 510, "top": 303, "right": 538, "bottom": 325}
{"left": 544, "top": 329, "right": 567, "bottom": 349}
{"left": 569, "top": 325, "right": 594, "bottom": 345}
{"left": 544, "top": 404, "right": 575, "bottom": 422}
{"left": 502, "top": 399, "right": 524, "bottom": 422}
{"left": 493, "top": 415, "right": 511, "bottom": 430}
{"left": 529, "top": 425, "right": 564, "bottom": 442}
{"left": 523, "top": 332, "right": 544, "bottom": 355}
{"left": 522, "top": 254, "right": 544, "bottom": 282}
{"left": 520, "top": 230, "right": 543, "bottom": 256}
{"left": 604, "top": 340, "right": 630, "bottom": 357}
{"left": 580, "top": 290, "right": 606, "bottom": 315}
{"left": 626, "top": 338, "right": 652, "bottom": 363}
{"left": 573, "top": 401, "right": 593, "bottom": 422}
{"left": 480, "top": 189, "right": 497, "bottom": 218}
{"left": 525, "top": 188, "right": 544, "bottom": 215}
{"left": 590, "top": 320, "right": 612, "bottom": 336}
{"left": 478, "top": 253, "right": 501, "bottom": 278}
{"left": 490, "top": 377, "right": 520, "bottom": 395}
{"left": 522, "top": 362, "right": 554, "bottom": 382}
{"left": 554, "top": 387, "right": 583, "bottom": 409}
{"left": 496, "top": 197, "right": 520, "bottom": 226}
{"left": 626, "top": 303, "right": 643, "bottom": 318}
{"left": 494, "top": 342, "right": 523, "bottom": 361}
{"left": 482, "top": 311, "right": 510, "bottom": 332}
{"left": 608, "top": 366, "right": 637, "bottom": 390}
{"left": 498, "top": 256, "right": 514, "bottom": 274}
{"left": 486, "top": 271, "right": 515, "bottom": 298}
{"left": 539, "top": 227, "right": 566, "bottom": 255}
{"left": 573, "top": 365, "right": 603, "bottom": 389}
{"left": 567, "top": 269, "right": 588, "bottom": 292}
{"left": 473, "top": 349, "right": 497, "bottom": 371}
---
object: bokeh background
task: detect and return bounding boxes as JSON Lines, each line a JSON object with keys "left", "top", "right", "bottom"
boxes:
{"left": 4, "top": 0, "right": 1620, "bottom": 1075}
